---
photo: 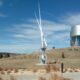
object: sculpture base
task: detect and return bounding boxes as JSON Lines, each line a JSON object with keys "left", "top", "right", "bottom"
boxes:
{"left": 36, "top": 63, "right": 47, "bottom": 66}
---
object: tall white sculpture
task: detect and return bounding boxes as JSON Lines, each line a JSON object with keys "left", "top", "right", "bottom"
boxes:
{"left": 35, "top": 4, "right": 47, "bottom": 64}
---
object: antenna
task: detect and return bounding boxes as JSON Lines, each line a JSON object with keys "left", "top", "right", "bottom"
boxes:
{"left": 35, "top": 2, "right": 48, "bottom": 64}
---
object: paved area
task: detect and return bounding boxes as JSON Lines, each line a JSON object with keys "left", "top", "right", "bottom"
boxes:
{"left": 0, "top": 72, "right": 80, "bottom": 80}
{"left": 63, "top": 72, "right": 80, "bottom": 80}
{"left": 12, "top": 72, "right": 80, "bottom": 80}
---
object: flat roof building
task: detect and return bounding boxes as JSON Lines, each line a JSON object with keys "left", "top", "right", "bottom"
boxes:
{"left": 70, "top": 25, "right": 80, "bottom": 46}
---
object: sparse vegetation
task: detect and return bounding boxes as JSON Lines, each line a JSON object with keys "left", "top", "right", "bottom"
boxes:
{"left": 0, "top": 68, "right": 3, "bottom": 71}
{"left": 61, "top": 52, "right": 65, "bottom": 58}
{"left": 32, "top": 68, "right": 37, "bottom": 73}
{"left": 0, "top": 71, "right": 5, "bottom": 75}
{"left": 0, "top": 47, "right": 79, "bottom": 69}
{"left": 10, "top": 76, "right": 16, "bottom": 80}
{"left": 7, "top": 70, "right": 11, "bottom": 74}
{"left": 0, "top": 47, "right": 79, "bottom": 80}
{"left": 39, "top": 64, "right": 72, "bottom": 80}
{"left": 39, "top": 77, "right": 46, "bottom": 80}
{"left": 0, "top": 54, "right": 3, "bottom": 59}
{"left": 46, "top": 64, "right": 60, "bottom": 72}
{"left": 14, "top": 69, "right": 18, "bottom": 73}
{"left": 39, "top": 75, "right": 71, "bottom": 80}
{"left": 0, "top": 77, "right": 3, "bottom": 80}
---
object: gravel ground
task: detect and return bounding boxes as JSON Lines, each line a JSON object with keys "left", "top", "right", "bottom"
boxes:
{"left": 14, "top": 72, "right": 80, "bottom": 80}
{"left": 0, "top": 72, "right": 80, "bottom": 80}
{"left": 63, "top": 72, "right": 80, "bottom": 80}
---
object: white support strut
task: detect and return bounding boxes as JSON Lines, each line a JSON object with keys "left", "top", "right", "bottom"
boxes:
{"left": 35, "top": 3, "right": 48, "bottom": 64}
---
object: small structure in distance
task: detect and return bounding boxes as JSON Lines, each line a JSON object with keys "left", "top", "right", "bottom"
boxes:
{"left": 70, "top": 25, "right": 80, "bottom": 46}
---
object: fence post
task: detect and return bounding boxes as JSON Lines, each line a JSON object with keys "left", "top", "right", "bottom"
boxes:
{"left": 61, "top": 62, "right": 64, "bottom": 73}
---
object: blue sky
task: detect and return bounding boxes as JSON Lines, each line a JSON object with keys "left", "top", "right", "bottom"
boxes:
{"left": 0, "top": 0, "right": 80, "bottom": 53}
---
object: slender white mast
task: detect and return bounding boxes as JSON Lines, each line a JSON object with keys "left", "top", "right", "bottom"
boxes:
{"left": 35, "top": 3, "right": 47, "bottom": 64}
{"left": 35, "top": 3, "right": 47, "bottom": 50}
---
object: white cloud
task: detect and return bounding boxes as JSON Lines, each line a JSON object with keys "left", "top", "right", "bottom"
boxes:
{"left": 59, "top": 13, "right": 80, "bottom": 25}
{"left": 10, "top": 19, "right": 70, "bottom": 42}
{"left": 0, "top": 0, "right": 3, "bottom": 6}
{"left": 3, "top": 12, "right": 80, "bottom": 53}
{"left": 0, "top": 13, "right": 7, "bottom": 17}
{"left": 14, "top": 34, "right": 27, "bottom": 38}
{"left": 7, "top": 19, "right": 71, "bottom": 51}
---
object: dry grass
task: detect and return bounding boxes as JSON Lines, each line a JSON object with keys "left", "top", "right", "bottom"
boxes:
{"left": 39, "top": 73, "right": 72, "bottom": 80}
{"left": 4, "top": 68, "right": 8, "bottom": 71}
{"left": 7, "top": 70, "right": 11, "bottom": 74}
{"left": 0, "top": 68, "right": 3, "bottom": 71}
{"left": 0, "top": 77, "right": 3, "bottom": 80}
{"left": 49, "top": 73, "right": 63, "bottom": 80}
{"left": 14, "top": 69, "right": 18, "bottom": 73}
{"left": 0, "top": 71, "right": 5, "bottom": 75}
{"left": 45, "top": 64, "right": 60, "bottom": 73}
{"left": 39, "top": 77, "right": 46, "bottom": 80}
{"left": 0, "top": 78, "right": 3, "bottom": 80}
{"left": 0, "top": 47, "right": 79, "bottom": 80}
{"left": 39, "top": 64, "right": 72, "bottom": 80}
{"left": 0, "top": 47, "right": 80, "bottom": 69}
{"left": 10, "top": 76, "right": 16, "bottom": 80}
{"left": 39, "top": 73, "right": 73, "bottom": 80}
{"left": 32, "top": 68, "right": 37, "bottom": 73}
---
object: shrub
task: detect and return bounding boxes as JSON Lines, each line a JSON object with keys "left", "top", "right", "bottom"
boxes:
{"left": 0, "top": 71, "right": 5, "bottom": 75}
{"left": 14, "top": 69, "right": 18, "bottom": 73}
{"left": 39, "top": 77, "right": 46, "bottom": 80}
{"left": 0, "top": 77, "right": 3, "bottom": 80}
{"left": 45, "top": 64, "right": 60, "bottom": 73}
{"left": 38, "top": 73, "right": 72, "bottom": 80}
{"left": 61, "top": 52, "right": 65, "bottom": 58}
{"left": 32, "top": 68, "right": 37, "bottom": 73}
{"left": 10, "top": 76, "right": 16, "bottom": 80}
{"left": 0, "top": 68, "right": 3, "bottom": 71}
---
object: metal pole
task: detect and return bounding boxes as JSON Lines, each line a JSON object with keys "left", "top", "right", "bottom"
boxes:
{"left": 61, "top": 62, "right": 64, "bottom": 73}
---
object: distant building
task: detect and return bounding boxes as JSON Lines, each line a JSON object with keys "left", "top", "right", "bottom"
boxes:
{"left": 0, "top": 52, "right": 18, "bottom": 58}
{"left": 70, "top": 25, "right": 80, "bottom": 46}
